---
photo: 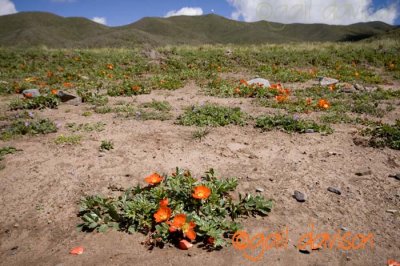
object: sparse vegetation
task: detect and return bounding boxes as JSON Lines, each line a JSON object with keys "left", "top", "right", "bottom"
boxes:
{"left": 178, "top": 104, "right": 247, "bottom": 127}
{"left": 55, "top": 134, "right": 82, "bottom": 145}
{"left": 100, "top": 140, "right": 114, "bottom": 151}
{"left": 256, "top": 114, "right": 333, "bottom": 134}
{"left": 364, "top": 120, "right": 400, "bottom": 150}
{"left": 1, "top": 119, "right": 58, "bottom": 140}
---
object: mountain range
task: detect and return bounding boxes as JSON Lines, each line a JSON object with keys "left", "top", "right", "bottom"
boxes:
{"left": 0, "top": 12, "right": 398, "bottom": 48}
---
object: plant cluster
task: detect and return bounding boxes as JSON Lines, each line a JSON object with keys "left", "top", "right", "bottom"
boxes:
{"left": 78, "top": 168, "right": 272, "bottom": 249}
{"left": 178, "top": 104, "right": 247, "bottom": 127}
{"left": 256, "top": 114, "right": 333, "bottom": 134}
{"left": 1, "top": 118, "right": 58, "bottom": 140}
{"left": 9, "top": 94, "right": 59, "bottom": 110}
{"left": 100, "top": 140, "right": 114, "bottom": 151}
{"left": 363, "top": 120, "right": 400, "bottom": 150}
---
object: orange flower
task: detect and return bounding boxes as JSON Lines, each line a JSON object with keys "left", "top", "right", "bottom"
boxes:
{"left": 192, "top": 185, "right": 211, "bottom": 199}
{"left": 131, "top": 85, "right": 141, "bottom": 92}
{"left": 160, "top": 198, "right": 168, "bottom": 207}
{"left": 168, "top": 214, "right": 196, "bottom": 240}
{"left": 51, "top": 89, "right": 58, "bottom": 95}
{"left": 388, "top": 259, "right": 400, "bottom": 266}
{"left": 329, "top": 84, "right": 336, "bottom": 91}
{"left": 144, "top": 173, "right": 163, "bottom": 185}
{"left": 47, "top": 71, "right": 54, "bottom": 78}
{"left": 234, "top": 87, "right": 241, "bottom": 94}
{"left": 63, "top": 82, "right": 73, "bottom": 88}
{"left": 154, "top": 206, "right": 172, "bottom": 223}
{"left": 318, "top": 99, "right": 330, "bottom": 109}
{"left": 275, "top": 95, "right": 288, "bottom": 103}
{"left": 270, "top": 83, "right": 283, "bottom": 90}
{"left": 107, "top": 64, "right": 114, "bottom": 70}
{"left": 239, "top": 79, "right": 248, "bottom": 86}
{"left": 306, "top": 98, "right": 312, "bottom": 105}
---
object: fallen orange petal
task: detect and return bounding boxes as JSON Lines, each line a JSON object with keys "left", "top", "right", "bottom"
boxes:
{"left": 178, "top": 239, "right": 193, "bottom": 250}
{"left": 70, "top": 246, "right": 84, "bottom": 255}
{"left": 388, "top": 259, "right": 400, "bottom": 266}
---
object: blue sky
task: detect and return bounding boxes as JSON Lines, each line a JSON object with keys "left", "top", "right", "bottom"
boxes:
{"left": 2, "top": 0, "right": 399, "bottom": 26}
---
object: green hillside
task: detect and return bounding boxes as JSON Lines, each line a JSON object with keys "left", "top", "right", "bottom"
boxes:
{"left": 0, "top": 12, "right": 397, "bottom": 47}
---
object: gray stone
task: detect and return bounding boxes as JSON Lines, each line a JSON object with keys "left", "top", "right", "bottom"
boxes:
{"left": 256, "top": 187, "right": 264, "bottom": 192}
{"left": 390, "top": 174, "right": 400, "bottom": 181}
{"left": 327, "top": 187, "right": 341, "bottom": 195}
{"left": 56, "top": 91, "right": 78, "bottom": 102}
{"left": 386, "top": 209, "right": 398, "bottom": 214}
{"left": 355, "top": 170, "right": 372, "bottom": 176}
{"left": 22, "top": 89, "right": 41, "bottom": 98}
{"left": 247, "top": 78, "right": 271, "bottom": 88}
{"left": 338, "top": 83, "right": 357, "bottom": 93}
{"left": 305, "top": 129, "right": 315, "bottom": 134}
{"left": 294, "top": 190, "right": 306, "bottom": 202}
{"left": 319, "top": 77, "right": 339, "bottom": 87}
{"left": 354, "top": 84, "right": 365, "bottom": 91}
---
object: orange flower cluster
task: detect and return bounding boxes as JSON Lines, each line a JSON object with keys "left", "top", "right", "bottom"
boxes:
{"left": 107, "top": 64, "right": 114, "bottom": 70}
{"left": 271, "top": 83, "right": 290, "bottom": 103}
{"left": 144, "top": 173, "right": 213, "bottom": 246}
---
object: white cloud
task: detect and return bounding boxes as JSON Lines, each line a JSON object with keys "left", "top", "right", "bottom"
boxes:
{"left": 0, "top": 0, "right": 17, "bottom": 16}
{"left": 227, "top": 0, "right": 399, "bottom": 25}
{"left": 92, "top": 16, "right": 107, "bottom": 25}
{"left": 165, "top": 7, "right": 203, "bottom": 17}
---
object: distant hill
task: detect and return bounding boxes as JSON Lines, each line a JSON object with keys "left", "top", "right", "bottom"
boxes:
{"left": 0, "top": 12, "right": 397, "bottom": 48}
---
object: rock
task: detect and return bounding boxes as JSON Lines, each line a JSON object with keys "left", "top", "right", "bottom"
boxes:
{"left": 225, "top": 49, "right": 233, "bottom": 56}
{"left": 22, "top": 89, "right": 41, "bottom": 98}
{"left": 365, "top": 86, "right": 377, "bottom": 92}
{"left": 327, "top": 187, "right": 341, "bottom": 195}
{"left": 319, "top": 77, "right": 339, "bottom": 87}
{"left": 65, "top": 97, "right": 82, "bottom": 106}
{"left": 355, "top": 170, "right": 372, "bottom": 176}
{"left": 294, "top": 191, "right": 306, "bottom": 202}
{"left": 341, "top": 227, "right": 349, "bottom": 232}
{"left": 56, "top": 91, "right": 78, "bottom": 103}
{"left": 389, "top": 174, "right": 400, "bottom": 181}
{"left": 256, "top": 188, "right": 264, "bottom": 193}
{"left": 337, "top": 83, "right": 357, "bottom": 93}
{"left": 305, "top": 129, "right": 315, "bottom": 134}
{"left": 247, "top": 78, "right": 271, "bottom": 88}
{"left": 386, "top": 209, "right": 398, "bottom": 214}
{"left": 354, "top": 84, "right": 365, "bottom": 91}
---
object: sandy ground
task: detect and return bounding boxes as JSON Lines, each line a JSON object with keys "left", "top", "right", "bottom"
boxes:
{"left": 0, "top": 82, "right": 399, "bottom": 266}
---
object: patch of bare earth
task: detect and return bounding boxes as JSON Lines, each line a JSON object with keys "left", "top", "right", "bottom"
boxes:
{"left": 0, "top": 82, "right": 399, "bottom": 266}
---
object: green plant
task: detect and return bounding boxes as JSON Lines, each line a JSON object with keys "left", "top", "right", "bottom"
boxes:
{"left": 66, "top": 122, "right": 106, "bottom": 132}
{"left": 9, "top": 95, "right": 59, "bottom": 110}
{"left": 363, "top": 120, "right": 400, "bottom": 150}
{"left": 256, "top": 114, "right": 333, "bottom": 134}
{"left": 78, "top": 168, "right": 272, "bottom": 249}
{"left": 1, "top": 119, "right": 57, "bottom": 140}
{"left": 0, "top": 146, "right": 20, "bottom": 160}
{"left": 55, "top": 134, "right": 82, "bottom": 145}
{"left": 192, "top": 127, "right": 210, "bottom": 141}
{"left": 100, "top": 140, "right": 114, "bottom": 151}
{"left": 178, "top": 104, "right": 247, "bottom": 127}
{"left": 140, "top": 100, "right": 171, "bottom": 112}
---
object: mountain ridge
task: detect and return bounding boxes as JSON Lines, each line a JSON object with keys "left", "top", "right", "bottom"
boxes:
{"left": 0, "top": 12, "right": 397, "bottom": 48}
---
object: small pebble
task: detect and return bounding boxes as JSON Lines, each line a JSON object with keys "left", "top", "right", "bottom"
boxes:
{"left": 294, "top": 191, "right": 307, "bottom": 202}
{"left": 355, "top": 170, "right": 372, "bottom": 176}
{"left": 305, "top": 129, "right": 315, "bottom": 134}
{"left": 386, "top": 209, "right": 398, "bottom": 214}
{"left": 327, "top": 187, "right": 341, "bottom": 195}
{"left": 389, "top": 174, "right": 400, "bottom": 181}
{"left": 256, "top": 188, "right": 264, "bottom": 192}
